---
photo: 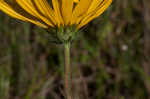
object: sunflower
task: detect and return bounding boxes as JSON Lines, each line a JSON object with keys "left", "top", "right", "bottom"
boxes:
{"left": 0, "top": 1, "right": 112, "bottom": 99}
{"left": 0, "top": 0, "right": 112, "bottom": 29}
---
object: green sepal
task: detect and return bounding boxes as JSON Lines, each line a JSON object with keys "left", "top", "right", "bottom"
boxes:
{"left": 46, "top": 25, "right": 78, "bottom": 44}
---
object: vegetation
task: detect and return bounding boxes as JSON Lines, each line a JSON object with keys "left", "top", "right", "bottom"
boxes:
{"left": 0, "top": 0, "right": 150, "bottom": 99}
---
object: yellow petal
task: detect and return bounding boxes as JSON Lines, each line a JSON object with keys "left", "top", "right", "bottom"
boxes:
{"left": 78, "top": 0, "right": 112, "bottom": 28}
{"left": 75, "top": 0, "right": 103, "bottom": 25}
{"left": 71, "top": 0, "right": 92, "bottom": 24}
{"left": 87, "top": 0, "right": 103, "bottom": 13}
{"left": 0, "top": 1, "right": 47, "bottom": 28}
{"left": 16, "top": 0, "right": 54, "bottom": 27}
{"left": 52, "top": 0, "right": 64, "bottom": 26}
{"left": 61, "top": 0, "right": 74, "bottom": 24}
{"left": 33, "top": 0, "right": 56, "bottom": 25}
{"left": 74, "top": 0, "right": 79, "bottom": 3}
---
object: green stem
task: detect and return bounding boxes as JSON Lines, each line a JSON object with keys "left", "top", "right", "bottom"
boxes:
{"left": 64, "top": 42, "right": 72, "bottom": 99}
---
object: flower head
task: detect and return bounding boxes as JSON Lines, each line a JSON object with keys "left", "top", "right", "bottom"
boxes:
{"left": 0, "top": 0, "right": 112, "bottom": 29}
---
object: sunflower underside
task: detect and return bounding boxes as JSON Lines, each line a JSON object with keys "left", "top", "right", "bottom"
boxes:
{"left": 0, "top": 0, "right": 112, "bottom": 28}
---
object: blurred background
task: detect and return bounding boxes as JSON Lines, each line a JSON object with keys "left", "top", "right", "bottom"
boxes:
{"left": 0, "top": 0, "right": 150, "bottom": 99}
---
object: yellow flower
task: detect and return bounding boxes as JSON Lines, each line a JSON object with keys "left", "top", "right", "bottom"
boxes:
{"left": 0, "top": 0, "right": 112, "bottom": 29}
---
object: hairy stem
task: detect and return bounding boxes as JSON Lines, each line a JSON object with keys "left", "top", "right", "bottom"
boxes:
{"left": 64, "top": 42, "right": 72, "bottom": 99}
